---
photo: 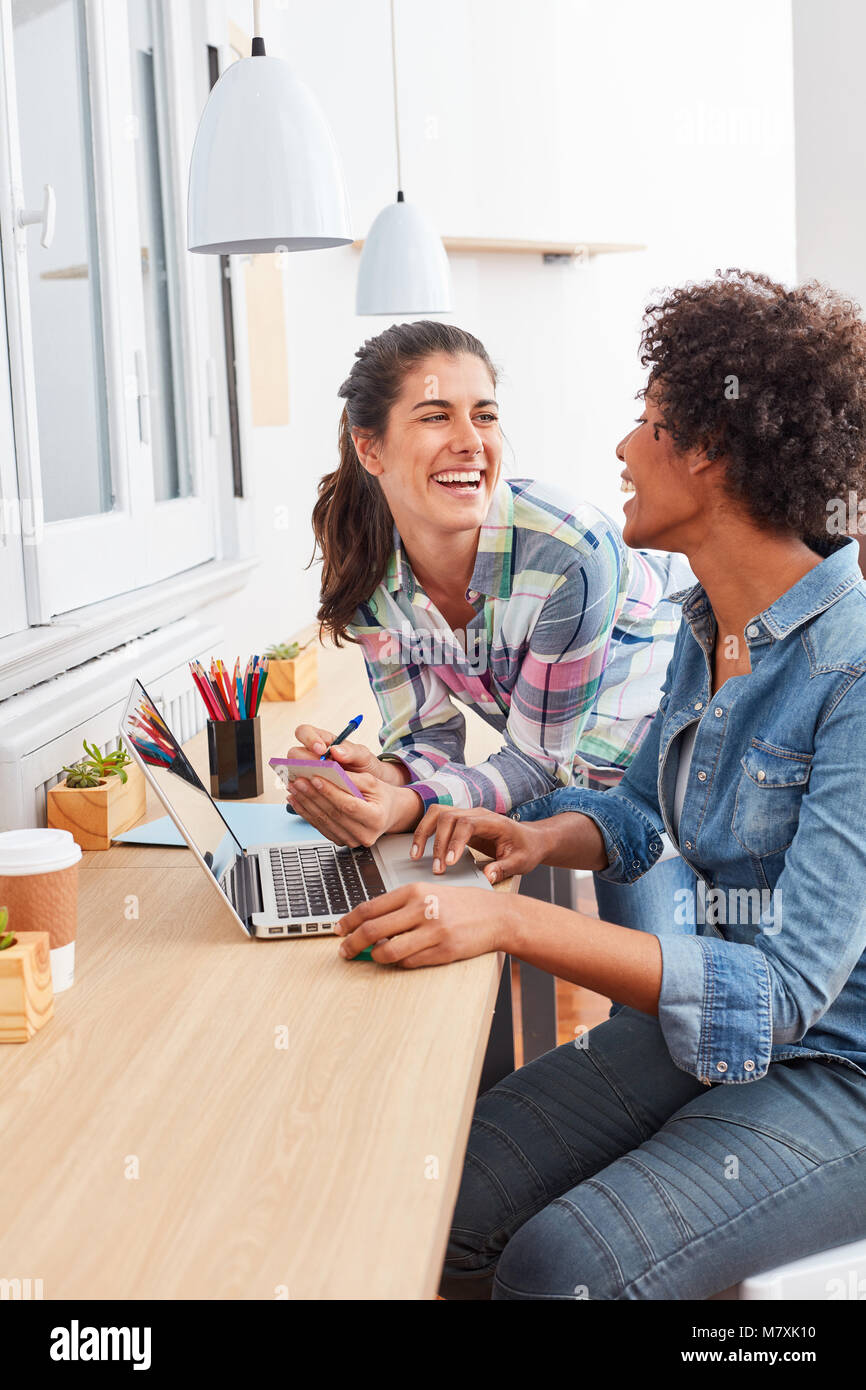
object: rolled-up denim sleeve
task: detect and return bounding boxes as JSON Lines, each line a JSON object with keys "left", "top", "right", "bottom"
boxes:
{"left": 657, "top": 683, "right": 866, "bottom": 1085}
{"left": 514, "top": 783, "right": 667, "bottom": 883}
{"left": 657, "top": 934, "right": 773, "bottom": 1085}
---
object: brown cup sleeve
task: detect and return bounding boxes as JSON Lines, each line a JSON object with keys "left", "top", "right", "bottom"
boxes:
{"left": 0, "top": 862, "right": 79, "bottom": 949}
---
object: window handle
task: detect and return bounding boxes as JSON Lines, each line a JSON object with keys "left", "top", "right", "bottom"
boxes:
{"left": 135, "top": 348, "right": 151, "bottom": 445}
{"left": 17, "top": 183, "right": 56, "bottom": 249}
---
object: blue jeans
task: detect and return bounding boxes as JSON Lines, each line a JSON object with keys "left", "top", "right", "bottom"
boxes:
{"left": 439, "top": 1006, "right": 866, "bottom": 1299}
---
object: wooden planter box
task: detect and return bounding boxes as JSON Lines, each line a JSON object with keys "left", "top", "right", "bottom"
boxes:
{"left": 46, "top": 762, "right": 147, "bottom": 851}
{"left": 0, "top": 931, "right": 54, "bottom": 1042}
{"left": 262, "top": 645, "right": 318, "bottom": 702}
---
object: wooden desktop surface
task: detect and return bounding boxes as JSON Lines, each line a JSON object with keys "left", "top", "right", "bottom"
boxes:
{"left": 0, "top": 635, "right": 514, "bottom": 1300}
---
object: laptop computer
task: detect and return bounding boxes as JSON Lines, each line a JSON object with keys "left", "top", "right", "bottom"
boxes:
{"left": 119, "top": 678, "right": 492, "bottom": 939}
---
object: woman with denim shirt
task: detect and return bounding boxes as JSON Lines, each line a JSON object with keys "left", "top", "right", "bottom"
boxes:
{"left": 335, "top": 271, "right": 866, "bottom": 1299}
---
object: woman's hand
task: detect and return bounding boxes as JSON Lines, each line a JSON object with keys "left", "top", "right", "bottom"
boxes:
{"left": 288, "top": 723, "right": 409, "bottom": 787}
{"left": 287, "top": 769, "right": 423, "bottom": 846}
{"left": 410, "top": 804, "right": 551, "bottom": 884}
{"left": 335, "top": 881, "right": 505, "bottom": 967}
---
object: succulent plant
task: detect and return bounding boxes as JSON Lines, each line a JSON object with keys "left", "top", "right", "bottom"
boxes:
{"left": 62, "top": 761, "right": 103, "bottom": 788}
{"left": 264, "top": 638, "right": 312, "bottom": 660}
{"left": 0, "top": 906, "right": 13, "bottom": 951}
{"left": 81, "top": 739, "right": 132, "bottom": 783}
{"left": 62, "top": 739, "right": 132, "bottom": 788}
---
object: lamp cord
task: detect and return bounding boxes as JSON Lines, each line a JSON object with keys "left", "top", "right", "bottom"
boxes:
{"left": 389, "top": 0, "right": 403, "bottom": 195}
{"left": 250, "top": 0, "right": 266, "bottom": 54}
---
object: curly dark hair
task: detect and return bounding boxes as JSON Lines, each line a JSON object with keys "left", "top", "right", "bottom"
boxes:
{"left": 638, "top": 269, "right": 866, "bottom": 546}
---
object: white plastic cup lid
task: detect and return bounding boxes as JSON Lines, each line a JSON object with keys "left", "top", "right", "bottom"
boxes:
{"left": 0, "top": 827, "right": 82, "bottom": 875}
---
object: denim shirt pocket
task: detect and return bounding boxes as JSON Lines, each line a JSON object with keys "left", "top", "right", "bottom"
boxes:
{"left": 731, "top": 740, "right": 812, "bottom": 858}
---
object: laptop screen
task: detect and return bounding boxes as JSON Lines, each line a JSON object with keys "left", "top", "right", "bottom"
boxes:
{"left": 119, "top": 678, "right": 243, "bottom": 886}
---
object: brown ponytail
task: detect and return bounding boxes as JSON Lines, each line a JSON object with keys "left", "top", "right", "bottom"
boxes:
{"left": 310, "top": 320, "right": 498, "bottom": 645}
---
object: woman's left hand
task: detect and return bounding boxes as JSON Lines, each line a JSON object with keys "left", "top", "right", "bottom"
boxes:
{"left": 287, "top": 770, "right": 422, "bottom": 846}
{"left": 334, "top": 881, "right": 504, "bottom": 967}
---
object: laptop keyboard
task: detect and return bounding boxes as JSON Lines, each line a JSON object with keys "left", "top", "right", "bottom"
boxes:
{"left": 267, "top": 844, "right": 387, "bottom": 920}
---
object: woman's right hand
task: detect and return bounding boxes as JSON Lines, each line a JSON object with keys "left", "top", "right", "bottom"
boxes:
{"left": 410, "top": 805, "right": 550, "bottom": 884}
{"left": 289, "top": 724, "right": 408, "bottom": 786}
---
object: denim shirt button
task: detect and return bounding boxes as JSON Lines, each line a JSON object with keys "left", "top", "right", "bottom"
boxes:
{"left": 512, "top": 811, "right": 521, "bottom": 821}
{"left": 685, "top": 841, "right": 693, "bottom": 850}
{"left": 697, "top": 771, "right": 707, "bottom": 781}
{"left": 744, "top": 1060, "right": 755, "bottom": 1072}
{"left": 746, "top": 624, "right": 759, "bottom": 638}
{"left": 694, "top": 701, "right": 703, "bottom": 710}
{"left": 716, "top": 1060, "right": 728, "bottom": 1073}
{"left": 756, "top": 770, "right": 766, "bottom": 782}
{"left": 714, "top": 707, "right": 723, "bottom": 717}
{"left": 631, "top": 859, "right": 640, "bottom": 869}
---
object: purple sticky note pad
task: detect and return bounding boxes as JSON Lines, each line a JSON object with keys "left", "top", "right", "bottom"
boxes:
{"left": 268, "top": 756, "right": 364, "bottom": 799}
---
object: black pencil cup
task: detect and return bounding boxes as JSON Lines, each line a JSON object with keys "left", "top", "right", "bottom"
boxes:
{"left": 207, "top": 717, "right": 263, "bottom": 799}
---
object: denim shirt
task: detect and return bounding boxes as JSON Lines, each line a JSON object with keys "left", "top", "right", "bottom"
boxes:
{"left": 512, "top": 537, "right": 866, "bottom": 1087}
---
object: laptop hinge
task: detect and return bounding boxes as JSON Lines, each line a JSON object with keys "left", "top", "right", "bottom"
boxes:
{"left": 232, "top": 851, "right": 263, "bottom": 934}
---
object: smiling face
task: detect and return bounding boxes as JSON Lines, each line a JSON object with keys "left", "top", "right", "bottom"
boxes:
{"left": 617, "top": 384, "right": 712, "bottom": 550}
{"left": 351, "top": 352, "right": 502, "bottom": 541}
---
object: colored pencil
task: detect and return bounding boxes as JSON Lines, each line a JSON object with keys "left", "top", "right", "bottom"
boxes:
{"left": 189, "top": 666, "right": 218, "bottom": 721}
{"left": 255, "top": 657, "right": 269, "bottom": 712}
{"left": 221, "top": 660, "right": 239, "bottom": 720}
{"left": 210, "top": 661, "right": 232, "bottom": 720}
{"left": 194, "top": 662, "right": 224, "bottom": 720}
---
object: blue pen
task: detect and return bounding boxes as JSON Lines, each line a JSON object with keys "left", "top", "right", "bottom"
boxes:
{"left": 320, "top": 714, "right": 363, "bottom": 761}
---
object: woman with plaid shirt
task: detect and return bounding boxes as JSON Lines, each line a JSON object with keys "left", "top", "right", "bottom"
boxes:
{"left": 286, "top": 319, "right": 695, "bottom": 935}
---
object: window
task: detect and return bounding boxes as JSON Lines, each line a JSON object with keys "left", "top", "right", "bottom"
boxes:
{"left": 0, "top": 0, "right": 228, "bottom": 627}
{"left": 12, "top": 0, "right": 111, "bottom": 525}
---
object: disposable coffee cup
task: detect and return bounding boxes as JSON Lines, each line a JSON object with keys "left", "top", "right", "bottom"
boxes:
{"left": 0, "top": 828, "right": 82, "bottom": 993}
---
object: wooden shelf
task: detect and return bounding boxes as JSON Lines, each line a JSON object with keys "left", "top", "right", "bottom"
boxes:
{"left": 352, "top": 235, "right": 645, "bottom": 262}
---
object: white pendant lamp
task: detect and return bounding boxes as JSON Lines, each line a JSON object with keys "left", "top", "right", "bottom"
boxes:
{"left": 356, "top": 0, "right": 451, "bottom": 314}
{"left": 187, "top": 0, "right": 352, "bottom": 255}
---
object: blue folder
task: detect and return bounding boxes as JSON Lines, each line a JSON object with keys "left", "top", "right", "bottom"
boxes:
{"left": 113, "top": 802, "right": 329, "bottom": 849}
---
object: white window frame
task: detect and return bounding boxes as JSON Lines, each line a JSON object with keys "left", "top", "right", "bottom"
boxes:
{"left": 0, "top": 0, "right": 223, "bottom": 623}
{"left": 0, "top": 236, "right": 27, "bottom": 638}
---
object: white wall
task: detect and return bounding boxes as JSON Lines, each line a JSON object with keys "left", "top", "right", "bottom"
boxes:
{"left": 204, "top": 0, "right": 797, "bottom": 656}
{"left": 793, "top": 0, "right": 866, "bottom": 297}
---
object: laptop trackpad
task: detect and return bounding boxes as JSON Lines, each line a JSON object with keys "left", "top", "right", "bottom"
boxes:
{"left": 377, "top": 833, "right": 492, "bottom": 890}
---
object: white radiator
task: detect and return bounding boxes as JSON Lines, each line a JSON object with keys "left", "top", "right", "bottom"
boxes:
{"left": 0, "top": 616, "right": 223, "bottom": 830}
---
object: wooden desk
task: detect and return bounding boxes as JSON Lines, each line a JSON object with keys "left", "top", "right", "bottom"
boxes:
{"left": 0, "top": 637, "right": 515, "bottom": 1300}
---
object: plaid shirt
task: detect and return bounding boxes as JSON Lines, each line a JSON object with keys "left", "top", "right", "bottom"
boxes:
{"left": 346, "top": 476, "right": 693, "bottom": 812}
